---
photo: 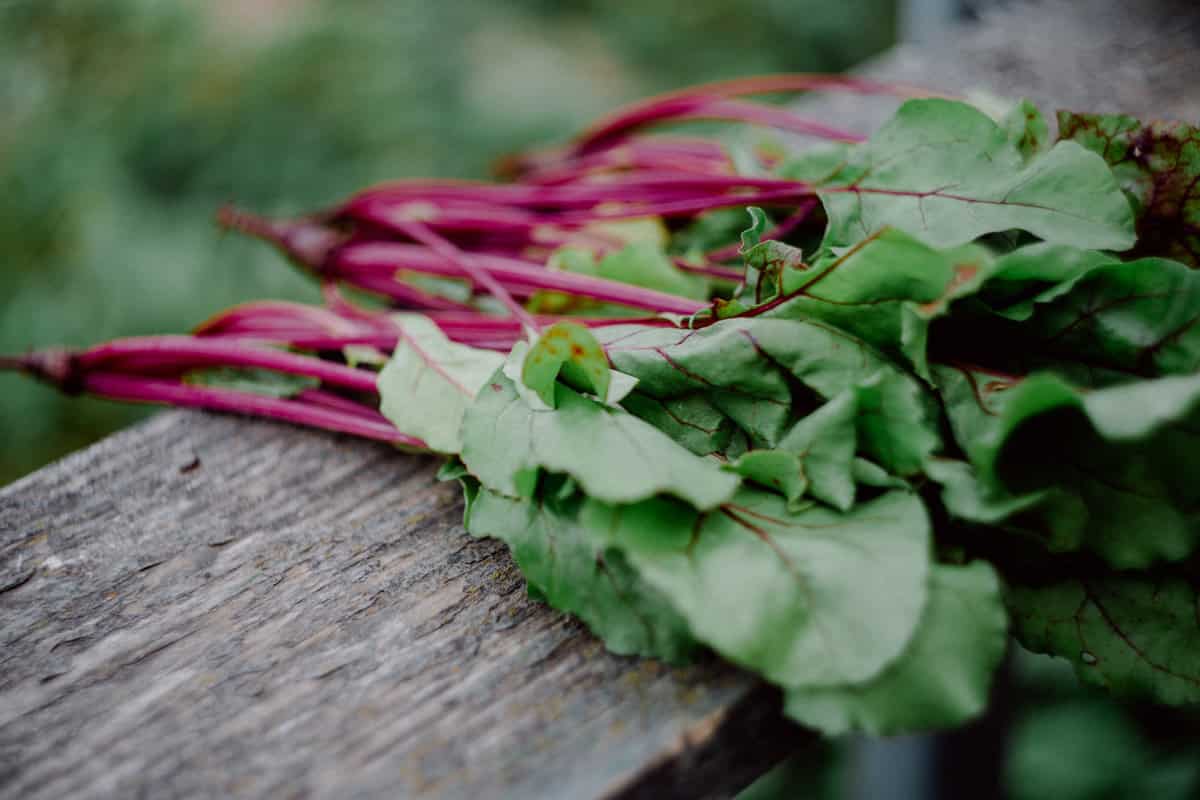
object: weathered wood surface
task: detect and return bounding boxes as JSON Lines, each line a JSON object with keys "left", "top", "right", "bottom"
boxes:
{"left": 3, "top": 2, "right": 1199, "bottom": 798}
{"left": 0, "top": 412, "right": 801, "bottom": 799}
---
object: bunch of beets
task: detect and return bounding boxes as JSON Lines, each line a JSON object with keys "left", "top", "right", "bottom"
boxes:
{"left": 8, "top": 74, "right": 1200, "bottom": 736}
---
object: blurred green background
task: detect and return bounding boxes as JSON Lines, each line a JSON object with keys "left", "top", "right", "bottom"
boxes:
{"left": 3, "top": 3, "right": 1198, "bottom": 798}
{"left": 0, "top": 0, "right": 895, "bottom": 486}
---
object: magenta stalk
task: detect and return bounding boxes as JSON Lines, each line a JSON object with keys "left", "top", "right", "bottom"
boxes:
{"left": 84, "top": 373, "right": 421, "bottom": 446}
{"left": 570, "top": 72, "right": 941, "bottom": 155}
{"left": 334, "top": 242, "right": 706, "bottom": 315}
{"left": 342, "top": 174, "right": 810, "bottom": 214}
{"left": 76, "top": 336, "right": 380, "bottom": 394}
{"left": 226, "top": 212, "right": 709, "bottom": 315}
{"left": 387, "top": 218, "right": 541, "bottom": 334}
{"left": 572, "top": 96, "right": 866, "bottom": 156}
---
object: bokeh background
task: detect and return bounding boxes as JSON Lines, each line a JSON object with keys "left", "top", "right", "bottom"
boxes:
{"left": 2, "top": 2, "right": 1198, "bottom": 798}
{"left": 0, "top": 0, "right": 894, "bottom": 486}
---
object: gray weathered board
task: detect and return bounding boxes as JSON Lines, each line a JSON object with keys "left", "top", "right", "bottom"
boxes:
{"left": 2, "top": 1, "right": 1198, "bottom": 798}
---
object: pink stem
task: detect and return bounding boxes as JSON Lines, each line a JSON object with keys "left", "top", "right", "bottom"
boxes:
{"left": 498, "top": 136, "right": 730, "bottom": 180}
{"left": 202, "top": 331, "right": 403, "bottom": 351}
{"left": 573, "top": 95, "right": 864, "bottom": 155}
{"left": 347, "top": 272, "right": 479, "bottom": 311}
{"left": 83, "top": 372, "right": 420, "bottom": 446}
{"left": 348, "top": 174, "right": 808, "bottom": 214}
{"left": 521, "top": 151, "right": 730, "bottom": 185}
{"left": 389, "top": 219, "right": 541, "bottom": 334}
{"left": 194, "top": 300, "right": 376, "bottom": 338}
{"left": 571, "top": 72, "right": 941, "bottom": 154}
{"left": 335, "top": 242, "right": 705, "bottom": 315}
{"left": 294, "top": 388, "right": 387, "bottom": 418}
{"left": 77, "top": 337, "right": 380, "bottom": 394}
{"left": 555, "top": 187, "right": 812, "bottom": 222}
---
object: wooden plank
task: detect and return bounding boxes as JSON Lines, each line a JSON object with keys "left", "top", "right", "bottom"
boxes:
{"left": 3, "top": 2, "right": 1199, "bottom": 798}
{"left": 0, "top": 411, "right": 804, "bottom": 799}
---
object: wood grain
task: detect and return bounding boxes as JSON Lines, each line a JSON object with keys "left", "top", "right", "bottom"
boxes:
{"left": 3, "top": 2, "right": 1199, "bottom": 798}
{"left": 0, "top": 411, "right": 804, "bottom": 799}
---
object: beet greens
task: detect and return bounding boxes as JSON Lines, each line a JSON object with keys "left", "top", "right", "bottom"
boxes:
{"left": 8, "top": 76, "right": 1200, "bottom": 736}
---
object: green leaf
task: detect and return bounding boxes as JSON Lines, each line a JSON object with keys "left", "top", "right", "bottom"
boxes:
{"left": 395, "top": 270, "right": 474, "bottom": 303}
{"left": 809, "top": 99, "right": 1135, "bottom": 250}
{"left": 582, "top": 487, "right": 931, "bottom": 689}
{"left": 342, "top": 344, "right": 389, "bottom": 369}
{"left": 762, "top": 227, "right": 992, "bottom": 379}
{"left": 1008, "top": 574, "right": 1200, "bottom": 706}
{"left": 852, "top": 457, "right": 909, "bottom": 489}
{"left": 521, "top": 321, "right": 612, "bottom": 407}
{"left": 996, "top": 257, "right": 1200, "bottom": 381}
{"left": 435, "top": 456, "right": 470, "bottom": 483}
{"left": 785, "top": 562, "right": 1007, "bottom": 735}
{"left": 544, "top": 241, "right": 708, "bottom": 307}
{"left": 935, "top": 366, "right": 1200, "bottom": 568}
{"left": 968, "top": 242, "right": 1117, "bottom": 321}
{"left": 1000, "top": 98, "right": 1050, "bottom": 161}
{"left": 620, "top": 392, "right": 735, "bottom": 457}
{"left": 597, "top": 317, "right": 940, "bottom": 475}
{"left": 377, "top": 315, "right": 504, "bottom": 454}
{"left": 775, "top": 142, "right": 854, "bottom": 184}
{"left": 728, "top": 389, "right": 858, "bottom": 511}
{"left": 460, "top": 366, "right": 740, "bottom": 508}
{"left": 934, "top": 251, "right": 1200, "bottom": 389}
{"left": 672, "top": 207, "right": 757, "bottom": 256}
{"left": 183, "top": 366, "right": 318, "bottom": 398}
{"left": 924, "top": 457, "right": 1087, "bottom": 555}
{"left": 595, "top": 242, "right": 709, "bottom": 300}
{"left": 466, "top": 487, "right": 698, "bottom": 663}
{"left": 1058, "top": 111, "right": 1200, "bottom": 265}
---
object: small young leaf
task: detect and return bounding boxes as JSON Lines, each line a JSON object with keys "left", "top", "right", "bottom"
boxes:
{"left": 521, "top": 321, "right": 612, "bottom": 407}
{"left": 1000, "top": 99, "right": 1050, "bottom": 161}
{"left": 736, "top": 206, "right": 808, "bottom": 306}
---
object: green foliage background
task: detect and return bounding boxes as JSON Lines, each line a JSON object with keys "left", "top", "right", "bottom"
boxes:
{"left": 0, "top": 0, "right": 894, "bottom": 485}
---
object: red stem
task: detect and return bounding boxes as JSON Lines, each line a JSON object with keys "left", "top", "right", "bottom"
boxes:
{"left": 83, "top": 372, "right": 420, "bottom": 446}
{"left": 334, "top": 242, "right": 706, "bottom": 315}
{"left": 389, "top": 219, "right": 541, "bottom": 334}
{"left": 571, "top": 72, "right": 941, "bottom": 154}
{"left": 76, "top": 337, "right": 380, "bottom": 394}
